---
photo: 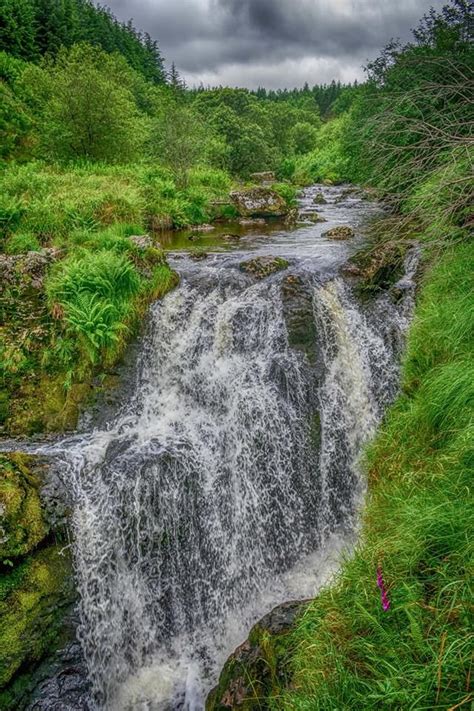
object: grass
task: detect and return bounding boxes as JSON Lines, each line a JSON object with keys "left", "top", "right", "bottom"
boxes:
{"left": 0, "top": 161, "right": 235, "bottom": 244}
{"left": 268, "top": 240, "right": 473, "bottom": 710}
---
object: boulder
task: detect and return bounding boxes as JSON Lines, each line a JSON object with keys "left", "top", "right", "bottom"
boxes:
{"left": 323, "top": 225, "right": 355, "bottom": 240}
{"left": 284, "top": 207, "right": 299, "bottom": 226}
{"left": 240, "top": 256, "right": 289, "bottom": 280}
{"left": 229, "top": 188, "right": 288, "bottom": 218}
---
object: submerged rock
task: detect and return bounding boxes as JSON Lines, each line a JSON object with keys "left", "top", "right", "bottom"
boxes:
{"left": 240, "top": 256, "right": 289, "bottom": 280}
{"left": 230, "top": 187, "right": 288, "bottom": 218}
{"left": 190, "top": 223, "right": 215, "bottom": 232}
{"left": 206, "top": 601, "right": 310, "bottom": 710}
{"left": 323, "top": 225, "right": 355, "bottom": 240}
{"left": 222, "top": 233, "right": 241, "bottom": 242}
{"left": 238, "top": 218, "right": 266, "bottom": 227}
{"left": 313, "top": 191, "right": 327, "bottom": 205}
{"left": 300, "top": 211, "right": 327, "bottom": 223}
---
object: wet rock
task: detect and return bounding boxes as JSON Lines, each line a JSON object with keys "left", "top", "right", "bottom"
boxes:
{"left": 128, "top": 234, "right": 153, "bottom": 250}
{"left": 230, "top": 188, "right": 288, "bottom": 218}
{"left": 206, "top": 601, "right": 310, "bottom": 710}
{"left": 240, "top": 256, "right": 289, "bottom": 280}
{"left": 284, "top": 207, "right": 299, "bottom": 226}
{"left": 300, "top": 211, "right": 327, "bottom": 223}
{"left": 323, "top": 226, "right": 355, "bottom": 240}
{"left": 351, "top": 241, "right": 411, "bottom": 296}
{"left": 313, "top": 191, "right": 327, "bottom": 205}
{"left": 189, "top": 252, "right": 208, "bottom": 261}
{"left": 281, "top": 275, "right": 319, "bottom": 367}
{"left": 188, "top": 234, "right": 200, "bottom": 242}
{"left": 249, "top": 171, "right": 275, "bottom": 184}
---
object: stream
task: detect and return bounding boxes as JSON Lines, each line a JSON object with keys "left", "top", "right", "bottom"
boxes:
{"left": 8, "top": 185, "right": 418, "bottom": 710}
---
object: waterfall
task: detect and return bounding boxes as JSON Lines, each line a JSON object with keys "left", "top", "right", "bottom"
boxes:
{"left": 1, "top": 186, "right": 419, "bottom": 711}
{"left": 39, "top": 244, "right": 416, "bottom": 710}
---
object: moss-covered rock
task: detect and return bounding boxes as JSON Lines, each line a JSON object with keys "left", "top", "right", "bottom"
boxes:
{"left": 206, "top": 601, "right": 309, "bottom": 710}
{"left": 0, "top": 544, "right": 73, "bottom": 695}
{"left": 0, "top": 454, "right": 48, "bottom": 560}
{"left": 230, "top": 188, "right": 288, "bottom": 218}
{"left": 240, "top": 256, "right": 289, "bottom": 280}
{"left": 322, "top": 225, "right": 355, "bottom": 240}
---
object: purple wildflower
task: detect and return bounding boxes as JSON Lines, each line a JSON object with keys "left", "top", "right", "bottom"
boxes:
{"left": 377, "top": 565, "right": 391, "bottom": 611}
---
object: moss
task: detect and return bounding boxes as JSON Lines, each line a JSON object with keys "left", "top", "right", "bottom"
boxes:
{"left": 0, "top": 454, "right": 48, "bottom": 560}
{"left": 0, "top": 544, "right": 73, "bottom": 691}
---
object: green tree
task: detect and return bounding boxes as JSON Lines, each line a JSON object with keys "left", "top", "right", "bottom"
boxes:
{"left": 22, "top": 43, "right": 146, "bottom": 162}
{"left": 290, "top": 121, "right": 318, "bottom": 155}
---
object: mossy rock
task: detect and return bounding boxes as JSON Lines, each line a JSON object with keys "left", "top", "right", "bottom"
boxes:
{"left": 0, "top": 454, "right": 48, "bottom": 560}
{"left": 0, "top": 544, "right": 73, "bottom": 691}
{"left": 206, "top": 601, "right": 309, "bottom": 710}
{"left": 351, "top": 240, "right": 409, "bottom": 297}
{"left": 240, "top": 256, "right": 289, "bottom": 280}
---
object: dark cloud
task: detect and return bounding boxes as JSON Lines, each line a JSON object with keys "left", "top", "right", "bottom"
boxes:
{"left": 104, "top": 0, "right": 446, "bottom": 88}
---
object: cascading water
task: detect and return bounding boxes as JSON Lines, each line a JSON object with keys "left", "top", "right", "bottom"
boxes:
{"left": 6, "top": 186, "right": 418, "bottom": 711}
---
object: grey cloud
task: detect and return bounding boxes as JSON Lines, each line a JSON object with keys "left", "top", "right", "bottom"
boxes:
{"left": 104, "top": 0, "right": 446, "bottom": 87}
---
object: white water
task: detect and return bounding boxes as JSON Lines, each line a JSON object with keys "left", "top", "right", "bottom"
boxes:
{"left": 4, "top": 186, "right": 418, "bottom": 710}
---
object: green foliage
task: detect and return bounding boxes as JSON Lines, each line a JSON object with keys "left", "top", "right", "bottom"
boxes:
{"left": 293, "top": 115, "right": 350, "bottom": 184}
{"left": 46, "top": 251, "right": 141, "bottom": 363}
{"left": 0, "top": 0, "right": 165, "bottom": 82}
{"left": 343, "top": 1, "right": 473, "bottom": 229}
{"left": 4, "top": 233, "right": 41, "bottom": 254}
{"left": 21, "top": 44, "right": 147, "bottom": 162}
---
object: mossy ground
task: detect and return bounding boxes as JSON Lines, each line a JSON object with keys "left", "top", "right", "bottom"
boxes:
{"left": 0, "top": 544, "right": 73, "bottom": 702}
{"left": 0, "top": 453, "right": 48, "bottom": 559}
{"left": 0, "top": 453, "right": 74, "bottom": 708}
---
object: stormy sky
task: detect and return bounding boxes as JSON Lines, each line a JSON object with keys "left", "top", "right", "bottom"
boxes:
{"left": 105, "top": 0, "right": 446, "bottom": 88}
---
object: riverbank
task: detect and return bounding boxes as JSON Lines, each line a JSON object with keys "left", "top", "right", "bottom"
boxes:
{"left": 207, "top": 237, "right": 473, "bottom": 710}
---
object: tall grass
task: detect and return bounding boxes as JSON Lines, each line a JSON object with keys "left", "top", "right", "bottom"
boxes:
{"left": 271, "top": 241, "right": 474, "bottom": 710}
